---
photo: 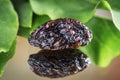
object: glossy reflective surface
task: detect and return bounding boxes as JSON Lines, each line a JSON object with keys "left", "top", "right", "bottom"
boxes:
{"left": 28, "top": 49, "right": 90, "bottom": 78}
{"left": 1, "top": 37, "right": 120, "bottom": 80}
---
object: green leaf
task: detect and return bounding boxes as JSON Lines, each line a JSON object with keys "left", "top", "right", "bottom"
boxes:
{"left": 0, "top": 0, "right": 18, "bottom": 52}
{"left": 30, "top": 0, "right": 100, "bottom": 23}
{"left": 0, "top": 39, "right": 17, "bottom": 76}
{"left": 18, "top": 15, "right": 50, "bottom": 38}
{"left": 0, "top": 62, "right": 7, "bottom": 77}
{"left": 79, "top": 17, "right": 120, "bottom": 67}
{"left": 98, "top": 0, "right": 120, "bottom": 30}
{"left": 12, "top": 0, "right": 33, "bottom": 28}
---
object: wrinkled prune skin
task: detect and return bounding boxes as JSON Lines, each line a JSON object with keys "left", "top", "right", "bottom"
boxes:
{"left": 28, "top": 49, "right": 91, "bottom": 78}
{"left": 28, "top": 18, "right": 92, "bottom": 50}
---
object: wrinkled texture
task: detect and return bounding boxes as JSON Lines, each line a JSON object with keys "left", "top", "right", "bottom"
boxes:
{"left": 29, "top": 18, "right": 92, "bottom": 50}
{"left": 28, "top": 49, "right": 91, "bottom": 78}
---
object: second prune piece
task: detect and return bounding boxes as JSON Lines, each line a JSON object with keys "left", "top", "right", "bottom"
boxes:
{"left": 28, "top": 49, "right": 91, "bottom": 78}
{"left": 28, "top": 18, "right": 92, "bottom": 50}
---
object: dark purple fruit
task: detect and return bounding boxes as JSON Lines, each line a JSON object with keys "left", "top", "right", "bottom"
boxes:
{"left": 28, "top": 49, "right": 91, "bottom": 78}
{"left": 28, "top": 18, "right": 92, "bottom": 50}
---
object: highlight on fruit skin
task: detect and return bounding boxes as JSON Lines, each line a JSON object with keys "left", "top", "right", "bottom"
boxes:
{"left": 28, "top": 49, "right": 91, "bottom": 78}
{"left": 28, "top": 18, "right": 92, "bottom": 50}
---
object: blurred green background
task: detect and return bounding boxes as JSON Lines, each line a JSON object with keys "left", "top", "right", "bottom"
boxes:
{"left": 0, "top": 0, "right": 120, "bottom": 80}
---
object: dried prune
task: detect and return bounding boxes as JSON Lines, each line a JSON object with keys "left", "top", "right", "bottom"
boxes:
{"left": 28, "top": 49, "right": 91, "bottom": 78}
{"left": 28, "top": 18, "right": 92, "bottom": 50}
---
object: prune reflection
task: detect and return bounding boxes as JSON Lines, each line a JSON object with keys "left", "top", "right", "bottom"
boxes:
{"left": 28, "top": 49, "right": 91, "bottom": 78}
